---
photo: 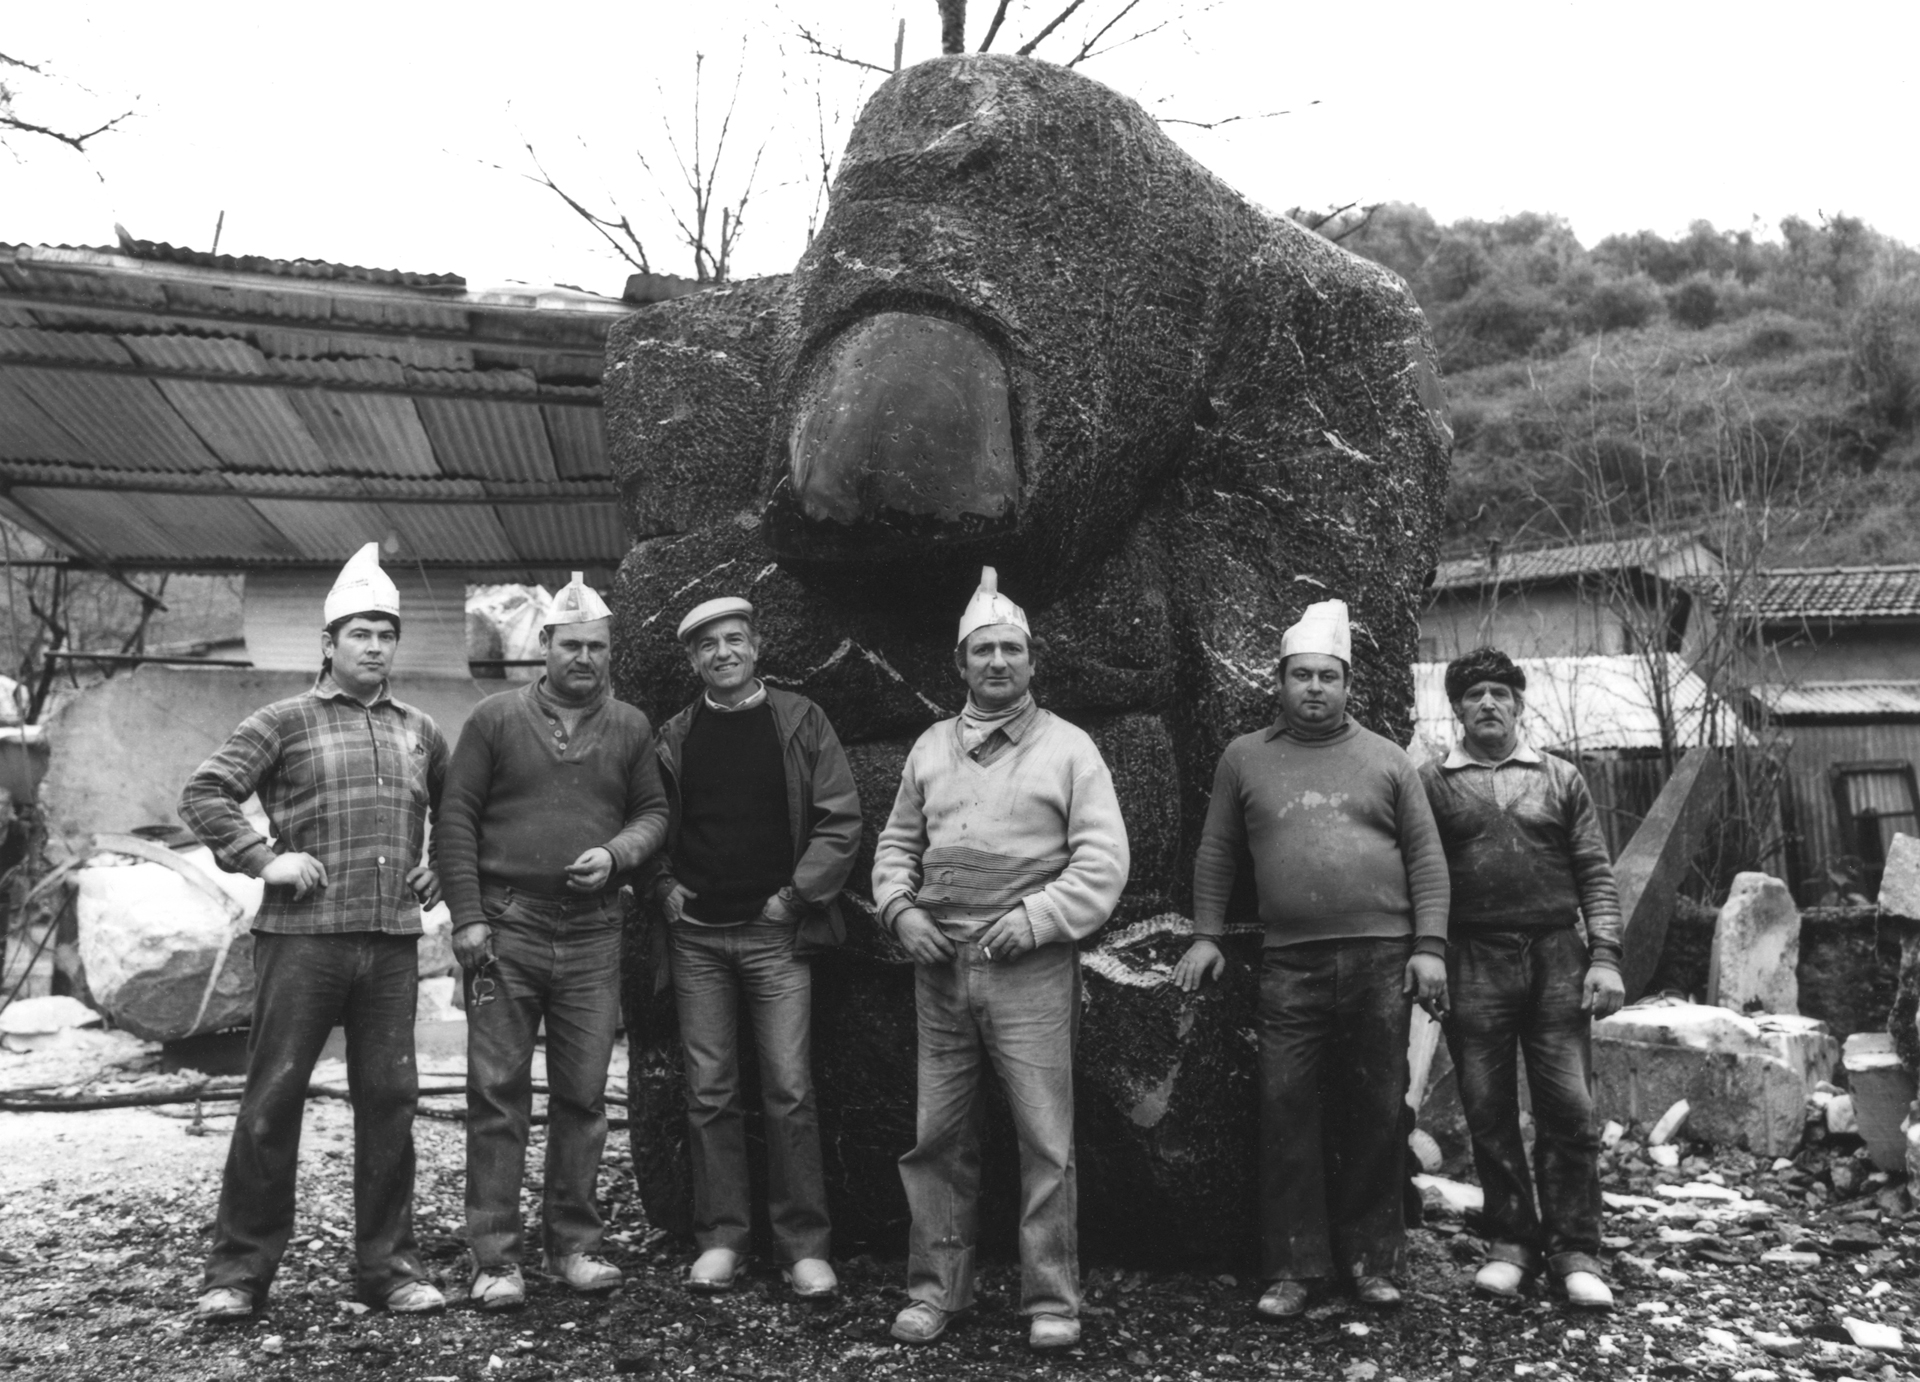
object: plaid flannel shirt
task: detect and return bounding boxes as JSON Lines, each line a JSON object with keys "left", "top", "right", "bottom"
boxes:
{"left": 179, "top": 671, "right": 449, "bottom": 935}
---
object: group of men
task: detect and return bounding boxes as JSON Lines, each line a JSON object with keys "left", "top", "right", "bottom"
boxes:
{"left": 181, "top": 547, "right": 1623, "bottom": 1347}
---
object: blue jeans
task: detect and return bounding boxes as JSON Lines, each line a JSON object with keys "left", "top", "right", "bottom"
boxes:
{"left": 670, "top": 917, "right": 830, "bottom": 1263}
{"left": 899, "top": 940, "right": 1080, "bottom": 1319}
{"left": 205, "top": 931, "right": 424, "bottom": 1304}
{"left": 1258, "top": 938, "right": 1412, "bottom": 1283}
{"left": 1446, "top": 927, "right": 1603, "bottom": 1278}
{"left": 464, "top": 884, "right": 623, "bottom": 1268}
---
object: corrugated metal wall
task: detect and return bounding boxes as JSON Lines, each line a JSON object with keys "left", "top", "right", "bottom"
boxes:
{"left": 1775, "top": 721, "right": 1920, "bottom": 900}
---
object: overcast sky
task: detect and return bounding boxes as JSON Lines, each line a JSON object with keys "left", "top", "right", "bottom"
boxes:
{"left": 6, "top": 1, "right": 1916, "bottom": 295}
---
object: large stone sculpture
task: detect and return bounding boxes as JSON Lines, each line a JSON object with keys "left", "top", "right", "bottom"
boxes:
{"left": 606, "top": 54, "right": 1451, "bottom": 1264}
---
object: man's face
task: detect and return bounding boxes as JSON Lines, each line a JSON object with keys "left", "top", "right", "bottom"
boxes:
{"left": 1278, "top": 653, "right": 1349, "bottom": 727}
{"left": 1456, "top": 680, "right": 1522, "bottom": 758}
{"left": 323, "top": 617, "right": 398, "bottom": 698}
{"left": 686, "top": 617, "right": 759, "bottom": 694}
{"left": 958, "top": 624, "right": 1033, "bottom": 711}
{"left": 543, "top": 618, "right": 611, "bottom": 700}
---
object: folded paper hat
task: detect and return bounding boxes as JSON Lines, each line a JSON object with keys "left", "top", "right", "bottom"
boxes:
{"left": 1279, "top": 598, "right": 1351, "bottom": 663}
{"left": 956, "top": 566, "right": 1030, "bottom": 647}
{"left": 324, "top": 542, "right": 400, "bottom": 624}
{"left": 677, "top": 596, "right": 755, "bottom": 642}
{"left": 547, "top": 571, "right": 613, "bottom": 626}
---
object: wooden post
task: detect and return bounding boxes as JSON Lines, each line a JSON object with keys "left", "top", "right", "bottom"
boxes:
{"left": 1615, "top": 746, "right": 1727, "bottom": 1001}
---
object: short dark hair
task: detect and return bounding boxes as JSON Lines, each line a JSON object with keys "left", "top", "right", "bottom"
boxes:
{"left": 325, "top": 612, "right": 402, "bottom": 641}
{"left": 1444, "top": 646, "right": 1525, "bottom": 703}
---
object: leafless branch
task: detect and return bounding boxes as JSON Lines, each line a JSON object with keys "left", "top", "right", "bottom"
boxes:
{"left": 1016, "top": 0, "right": 1090, "bottom": 56}
{"left": 1324, "top": 204, "right": 1381, "bottom": 245}
{"left": 0, "top": 52, "right": 47, "bottom": 75}
{"left": 508, "top": 142, "right": 652, "bottom": 273}
{"left": 1156, "top": 102, "right": 1312, "bottom": 130}
{"left": 0, "top": 109, "right": 130, "bottom": 154}
{"left": 977, "top": 0, "right": 1015, "bottom": 50}
{"left": 1069, "top": 15, "right": 1173, "bottom": 66}
{"left": 794, "top": 23, "right": 894, "bottom": 75}
{"left": 1063, "top": 0, "right": 1144, "bottom": 66}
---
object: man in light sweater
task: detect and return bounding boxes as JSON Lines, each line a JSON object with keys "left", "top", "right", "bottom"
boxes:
{"left": 1172, "top": 599, "right": 1449, "bottom": 1317}
{"left": 439, "top": 574, "right": 670, "bottom": 1310}
{"left": 1420, "top": 647, "right": 1622, "bottom": 1311}
{"left": 873, "top": 568, "right": 1130, "bottom": 1354}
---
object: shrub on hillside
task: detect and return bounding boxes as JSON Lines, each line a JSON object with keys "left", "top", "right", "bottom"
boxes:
{"left": 1579, "top": 273, "right": 1662, "bottom": 332}
{"left": 1669, "top": 275, "right": 1719, "bottom": 329}
{"left": 1433, "top": 279, "right": 1567, "bottom": 371}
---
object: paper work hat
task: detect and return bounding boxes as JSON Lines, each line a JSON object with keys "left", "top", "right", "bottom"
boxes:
{"left": 956, "top": 567, "right": 1030, "bottom": 647}
{"left": 676, "top": 596, "right": 755, "bottom": 643}
{"left": 546, "top": 572, "right": 613, "bottom": 627}
{"left": 1279, "top": 598, "right": 1352, "bottom": 664}
{"left": 323, "top": 542, "right": 400, "bottom": 625}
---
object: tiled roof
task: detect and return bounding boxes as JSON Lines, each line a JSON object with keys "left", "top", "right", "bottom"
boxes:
{"left": 8, "top": 239, "right": 466, "bottom": 290}
{"left": 1431, "top": 534, "right": 1719, "bottom": 591}
{"left": 1748, "top": 681, "right": 1920, "bottom": 721}
{"left": 1743, "top": 567, "right": 1920, "bottom": 624}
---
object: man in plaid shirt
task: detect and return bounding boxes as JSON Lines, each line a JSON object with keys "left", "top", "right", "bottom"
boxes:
{"left": 184, "top": 545, "right": 450, "bottom": 1320}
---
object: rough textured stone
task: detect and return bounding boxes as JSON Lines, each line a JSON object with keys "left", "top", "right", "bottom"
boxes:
{"left": 75, "top": 847, "right": 262, "bottom": 1042}
{"left": 1874, "top": 831, "right": 1920, "bottom": 921}
{"left": 606, "top": 55, "right": 1450, "bottom": 1261}
{"left": 1593, "top": 1000, "right": 1838, "bottom": 1155}
{"left": 1842, "top": 1033, "right": 1917, "bottom": 1173}
{"left": 1616, "top": 748, "right": 1727, "bottom": 1002}
{"left": 1707, "top": 872, "right": 1800, "bottom": 1014}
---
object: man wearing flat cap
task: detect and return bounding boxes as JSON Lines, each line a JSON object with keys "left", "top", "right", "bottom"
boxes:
{"left": 439, "top": 573, "right": 669, "bottom": 1309}
{"left": 183, "top": 543, "right": 447, "bottom": 1320}
{"left": 645, "top": 595, "right": 861, "bottom": 1299}
{"left": 873, "top": 568, "right": 1130, "bottom": 1353}
{"left": 1172, "top": 598, "right": 1449, "bottom": 1317}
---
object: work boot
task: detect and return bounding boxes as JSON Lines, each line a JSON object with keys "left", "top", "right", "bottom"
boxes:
{"left": 1256, "top": 1281, "right": 1311, "bottom": 1318}
{"left": 1474, "top": 1261, "right": 1526, "bottom": 1299}
{"left": 193, "top": 1287, "right": 253, "bottom": 1322}
{"left": 548, "top": 1254, "right": 622, "bottom": 1295}
{"left": 784, "top": 1258, "right": 838, "bottom": 1299}
{"left": 1353, "top": 1276, "right": 1403, "bottom": 1307}
{"left": 687, "top": 1247, "right": 741, "bottom": 1294}
{"left": 1029, "top": 1314, "right": 1081, "bottom": 1350}
{"left": 469, "top": 1265, "right": 525, "bottom": 1312}
{"left": 890, "top": 1301, "right": 955, "bottom": 1344}
{"left": 384, "top": 1281, "right": 446, "bottom": 1314}
{"left": 1560, "top": 1270, "right": 1614, "bottom": 1311}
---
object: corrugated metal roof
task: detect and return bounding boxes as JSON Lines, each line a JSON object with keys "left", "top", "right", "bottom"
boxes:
{"left": 1411, "top": 653, "right": 1751, "bottom": 758}
{"left": 247, "top": 499, "right": 396, "bottom": 560}
{"left": 380, "top": 502, "right": 521, "bottom": 563}
{"left": 1432, "top": 535, "right": 1720, "bottom": 591}
{"left": 405, "top": 366, "right": 540, "bottom": 396}
{"left": 414, "top": 396, "right": 558, "bottom": 482}
{"left": 108, "top": 237, "right": 466, "bottom": 289}
{"left": 254, "top": 329, "right": 475, "bottom": 370}
{"left": 5, "top": 367, "right": 215, "bottom": 470}
{"left": 284, "top": 387, "right": 440, "bottom": 477}
{"left": 542, "top": 403, "right": 611, "bottom": 480}
{"left": 0, "top": 326, "right": 137, "bottom": 365}
{"left": 0, "top": 374, "right": 86, "bottom": 463}
{"left": 1749, "top": 681, "right": 1920, "bottom": 721}
{"left": 12, "top": 486, "right": 294, "bottom": 562}
{"left": 149, "top": 377, "right": 332, "bottom": 473}
{"left": 1744, "top": 567, "right": 1920, "bottom": 624}
{"left": 494, "top": 503, "right": 628, "bottom": 562}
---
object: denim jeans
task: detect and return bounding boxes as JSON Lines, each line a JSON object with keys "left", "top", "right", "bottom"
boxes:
{"left": 204, "top": 931, "right": 424, "bottom": 1304}
{"left": 670, "top": 916, "right": 830, "bottom": 1263}
{"left": 1446, "top": 926, "right": 1603, "bottom": 1278}
{"left": 1258, "top": 937, "right": 1412, "bottom": 1283}
{"left": 899, "top": 940, "right": 1080, "bottom": 1318}
{"left": 464, "top": 884, "right": 623, "bottom": 1268}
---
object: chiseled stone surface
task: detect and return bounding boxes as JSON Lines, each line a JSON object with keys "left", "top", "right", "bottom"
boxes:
{"left": 1843, "top": 1032, "right": 1918, "bottom": 1173}
{"left": 1707, "top": 872, "right": 1800, "bottom": 1015}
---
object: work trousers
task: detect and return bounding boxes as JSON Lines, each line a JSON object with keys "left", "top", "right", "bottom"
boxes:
{"left": 464, "top": 884, "right": 623, "bottom": 1268}
{"left": 1446, "top": 926, "right": 1604, "bottom": 1278}
{"left": 204, "top": 930, "right": 424, "bottom": 1305}
{"left": 1258, "top": 937, "right": 1412, "bottom": 1283}
{"left": 899, "top": 940, "right": 1080, "bottom": 1319}
{"left": 670, "top": 916, "right": 831, "bottom": 1263}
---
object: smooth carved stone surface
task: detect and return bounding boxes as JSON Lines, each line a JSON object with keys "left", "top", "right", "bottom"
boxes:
{"left": 1707, "top": 872, "right": 1800, "bottom": 1015}
{"left": 1615, "top": 748, "right": 1727, "bottom": 1002}
{"left": 606, "top": 55, "right": 1450, "bottom": 1263}
{"left": 1842, "top": 1033, "right": 1917, "bottom": 1173}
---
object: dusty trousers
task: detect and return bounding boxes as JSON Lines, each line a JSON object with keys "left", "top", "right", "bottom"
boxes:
{"left": 1257, "top": 936, "right": 1412, "bottom": 1283}
{"left": 204, "top": 931, "right": 424, "bottom": 1304}
{"left": 898, "top": 940, "right": 1080, "bottom": 1318}
{"left": 1445, "top": 926, "right": 1604, "bottom": 1278}
{"left": 464, "top": 884, "right": 623, "bottom": 1268}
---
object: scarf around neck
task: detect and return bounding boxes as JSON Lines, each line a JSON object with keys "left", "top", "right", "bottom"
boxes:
{"left": 960, "top": 692, "right": 1033, "bottom": 754}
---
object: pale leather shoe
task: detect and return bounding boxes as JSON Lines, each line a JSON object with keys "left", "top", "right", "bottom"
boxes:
{"left": 687, "top": 1247, "right": 741, "bottom": 1294}
{"left": 549, "top": 1254, "right": 622, "bottom": 1295}
{"left": 1028, "top": 1313, "right": 1081, "bottom": 1351}
{"left": 1474, "top": 1260, "right": 1526, "bottom": 1299}
{"left": 890, "top": 1301, "right": 955, "bottom": 1344}
{"left": 193, "top": 1287, "right": 253, "bottom": 1322}
{"left": 1353, "top": 1275, "right": 1403, "bottom": 1307}
{"left": 1561, "top": 1270, "right": 1614, "bottom": 1311}
{"left": 470, "top": 1265, "right": 526, "bottom": 1311}
{"left": 784, "top": 1257, "right": 838, "bottom": 1299}
{"left": 1256, "top": 1281, "right": 1311, "bottom": 1318}
{"left": 384, "top": 1280, "right": 447, "bottom": 1314}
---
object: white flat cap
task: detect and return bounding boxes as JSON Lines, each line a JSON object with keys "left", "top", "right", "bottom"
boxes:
{"left": 1279, "top": 598, "right": 1352, "bottom": 663}
{"left": 677, "top": 596, "right": 755, "bottom": 642}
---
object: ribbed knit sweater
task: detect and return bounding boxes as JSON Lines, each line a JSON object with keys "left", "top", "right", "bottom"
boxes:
{"left": 437, "top": 681, "right": 669, "bottom": 925}
{"left": 872, "top": 708, "right": 1130, "bottom": 946}
{"left": 1192, "top": 719, "right": 1450, "bottom": 951}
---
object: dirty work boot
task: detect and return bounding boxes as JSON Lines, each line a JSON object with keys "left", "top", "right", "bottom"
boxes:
{"left": 1256, "top": 1281, "right": 1312, "bottom": 1318}
{"left": 1560, "top": 1270, "right": 1614, "bottom": 1311}
{"left": 193, "top": 1287, "right": 253, "bottom": 1322}
{"left": 469, "top": 1265, "right": 525, "bottom": 1312}
{"left": 1474, "top": 1261, "right": 1526, "bottom": 1299}
{"left": 686, "top": 1247, "right": 741, "bottom": 1294}
{"left": 384, "top": 1281, "right": 446, "bottom": 1314}
{"left": 1353, "top": 1276, "right": 1403, "bottom": 1307}
{"left": 784, "top": 1258, "right": 838, "bottom": 1299}
{"left": 891, "top": 1301, "right": 956, "bottom": 1344}
{"left": 1029, "top": 1314, "right": 1081, "bottom": 1350}
{"left": 548, "top": 1254, "right": 622, "bottom": 1295}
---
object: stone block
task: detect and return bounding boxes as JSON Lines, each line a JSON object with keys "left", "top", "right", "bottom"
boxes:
{"left": 1593, "top": 1000, "right": 1838, "bottom": 1155}
{"left": 1843, "top": 1033, "right": 1918, "bottom": 1174}
{"left": 1875, "top": 832, "right": 1920, "bottom": 920}
{"left": 1616, "top": 748, "right": 1726, "bottom": 1001}
{"left": 418, "top": 903, "right": 454, "bottom": 978}
{"left": 1708, "top": 872, "right": 1800, "bottom": 1014}
{"left": 416, "top": 975, "right": 463, "bottom": 1025}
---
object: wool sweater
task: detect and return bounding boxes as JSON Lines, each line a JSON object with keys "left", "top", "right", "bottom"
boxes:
{"left": 1192, "top": 718, "right": 1450, "bottom": 951}
{"left": 437, "top": 680, "right": 669, "bottom": 926}
{"left": 672, "top": 699, "right": 793, "bottom": 924}
{"left": 872, "top": 708, "right": 1130, "bottom": 946}
{"left": 1419, "top": 741, "right": 1623, "bottom": 967}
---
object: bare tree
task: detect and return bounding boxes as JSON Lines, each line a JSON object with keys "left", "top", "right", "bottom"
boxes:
{"left": 0, "top": 50, "right": 133, "bottom": 157}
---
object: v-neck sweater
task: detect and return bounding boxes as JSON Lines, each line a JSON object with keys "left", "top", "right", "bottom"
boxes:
{"left": 438, "top": 680, "right": 669, "bottom": 925}
{"left": 872, "top": 707, "right": 1130, "bottom": 945}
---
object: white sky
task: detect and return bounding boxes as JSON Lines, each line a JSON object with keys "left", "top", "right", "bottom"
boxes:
{"left": 6, "top": 1, "right": 1917, "bottom": 295}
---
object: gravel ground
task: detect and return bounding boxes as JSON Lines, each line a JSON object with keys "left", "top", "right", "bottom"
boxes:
{"left": 0, "top": 1092, "right": 1915, "bottom": 1380}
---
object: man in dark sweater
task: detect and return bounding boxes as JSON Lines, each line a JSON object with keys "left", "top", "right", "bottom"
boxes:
{"left": 647, "top": 597, "right": 861, "bottom": 1300}
{"left": 1419, "top": 647, "right": 1622, "bottom": 1311}
{"left": 1172, "top": 599, "right": 1450, "bottom": 1317}
{"left": 439, "top": 574, "right": 669, "bottom": 1310}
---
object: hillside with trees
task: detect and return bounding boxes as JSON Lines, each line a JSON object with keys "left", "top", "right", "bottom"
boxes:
{"left": 1313, "top": 204, "right": 1920, "bottom": 567}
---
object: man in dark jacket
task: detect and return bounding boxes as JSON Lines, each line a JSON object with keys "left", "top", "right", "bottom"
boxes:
{"left": 647, "top": 596, "right": 861, "bottom": 1299}
{"left": 1419, "top": 647, "right": 1622, "bottom": 1311}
